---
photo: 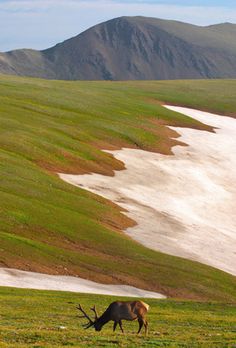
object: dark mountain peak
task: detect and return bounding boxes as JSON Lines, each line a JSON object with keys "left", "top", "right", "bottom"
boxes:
{"left": 1, "top": 16, "right": 236, "bottom": 81}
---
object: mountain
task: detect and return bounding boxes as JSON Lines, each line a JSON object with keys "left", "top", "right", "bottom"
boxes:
{"left": 1, "top": 16, "right": 236, "bottom": 80}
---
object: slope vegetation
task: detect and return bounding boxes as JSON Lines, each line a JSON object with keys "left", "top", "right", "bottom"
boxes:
{"left": 1, "top": 75, "right": 236, "bottom": 301}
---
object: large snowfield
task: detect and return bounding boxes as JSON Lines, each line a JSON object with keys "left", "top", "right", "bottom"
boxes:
{"left": 60, "top": 106, "right": 236, "bottom": 276}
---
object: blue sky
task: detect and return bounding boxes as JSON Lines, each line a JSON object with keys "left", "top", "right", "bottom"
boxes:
{"left": 1, "top": 0, "right": 236, "bottom": 52}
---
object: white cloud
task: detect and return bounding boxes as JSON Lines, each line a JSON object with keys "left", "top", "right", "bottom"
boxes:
{"left": 0, "top": 0, "right": 236, "bottom": 51}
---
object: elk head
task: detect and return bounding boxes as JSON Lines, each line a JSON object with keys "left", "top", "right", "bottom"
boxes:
{"left": 76, "top": 304, "right": 101, "bottom": 330}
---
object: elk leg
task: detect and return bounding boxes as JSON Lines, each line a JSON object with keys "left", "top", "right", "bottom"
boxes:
{"left": 137, "top": 318, "right": 144, "bottom": 334}
{"left": 144, "top": 320, "right": 148, "bottom": 336}
{"left": 118, "top": 320, "right": 124, "bottom": 333}
{"left": 113, "top": 321, "right": 118, "bottom": 332}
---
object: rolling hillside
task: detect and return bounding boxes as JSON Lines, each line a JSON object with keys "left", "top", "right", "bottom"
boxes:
{"left": 1, "top": 17, "right": 236, "bottom": 80}
{"left": 1, "top": 75, "right": 236, "bottom": 301}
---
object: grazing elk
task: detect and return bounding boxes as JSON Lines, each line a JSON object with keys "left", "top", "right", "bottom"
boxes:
{"left": 77, "top": 300, "right": 149, "bottom": 335}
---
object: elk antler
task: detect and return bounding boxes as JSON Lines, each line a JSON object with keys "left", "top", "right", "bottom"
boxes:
{"left": 90, "top": 305, "right": 99, "bottom": 320}
{"left": 76, "top": 304, "right": 94, "bottom": 329}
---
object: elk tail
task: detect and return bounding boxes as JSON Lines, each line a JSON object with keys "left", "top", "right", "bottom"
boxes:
{"left": 140, "top": 301, "right": 150, "bottom": 311}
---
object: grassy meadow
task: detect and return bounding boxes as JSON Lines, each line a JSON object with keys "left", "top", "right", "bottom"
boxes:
{"left": 0, "top": 75, "right": 236, "bottom": 301}
{"left": 0, "top": 287, "right": 236, "bottom": 348}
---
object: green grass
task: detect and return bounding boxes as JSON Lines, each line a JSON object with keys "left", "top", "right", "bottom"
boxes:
{"left": 1, "top": 75, "right": 236, "bottom": 301}
{"left": 0, "top": 287, "right": 236, "bottom": 347}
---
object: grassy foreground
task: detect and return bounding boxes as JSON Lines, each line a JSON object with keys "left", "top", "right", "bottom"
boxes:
{"left": 1, "top": 75, "right": 236, "bottom": 301}
{"left": 0, "top": 287, "right": 236, "bottom": 348}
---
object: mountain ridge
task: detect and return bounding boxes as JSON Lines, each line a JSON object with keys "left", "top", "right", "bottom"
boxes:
{"left": 1, "top": 16, "right": 236, "bottom": 80}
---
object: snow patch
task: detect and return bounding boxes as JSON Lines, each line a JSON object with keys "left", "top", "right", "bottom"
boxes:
{"left": 0, "top": 268, "right": 165, "bottom": 298}
{"left": 59, "top": 106, "right": 236, "bottom": 276}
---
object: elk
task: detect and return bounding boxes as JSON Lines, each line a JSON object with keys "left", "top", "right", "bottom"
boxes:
{"left": 77, "top": 300, "right": 149, "bottom": 335}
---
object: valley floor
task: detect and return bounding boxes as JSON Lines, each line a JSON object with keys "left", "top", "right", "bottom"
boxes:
{"left": 0, "top": 287, "right": 236, "bottom": 348}
{"left": 59, "top": 106, "right": 236, "bottom": 276}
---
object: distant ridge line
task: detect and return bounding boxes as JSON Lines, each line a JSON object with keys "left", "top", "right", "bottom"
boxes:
{"left": 1, "top": 16, "right": 236, "bottom": 80}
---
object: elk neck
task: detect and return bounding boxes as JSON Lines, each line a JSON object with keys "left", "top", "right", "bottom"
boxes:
{"left": 95, "top": 307, "right": 111, "bottom": 327}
